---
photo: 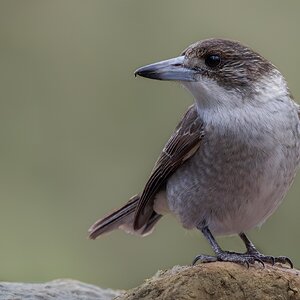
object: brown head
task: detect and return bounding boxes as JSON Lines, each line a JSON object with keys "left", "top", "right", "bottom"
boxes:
{"left": 135, "top": 39, "right": 287, "bottom": 104}
{"left": 181, "top": 39, "right": 273, "bottom": 89}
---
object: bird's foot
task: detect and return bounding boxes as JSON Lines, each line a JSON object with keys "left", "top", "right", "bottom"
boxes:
{"left": 245, "top": 248, "right": 293, "bottom": 268}
{"left": 192, "top": 250, "right": 293, "bottom": 268}
{"left": 192, "top": 251, "right": 264, "bottom": 268}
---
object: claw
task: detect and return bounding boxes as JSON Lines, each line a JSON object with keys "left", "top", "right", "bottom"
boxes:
{"left": 269, "top": 256, "right": 275, "bottom": 266}
{"left": 192, "top": 255, "right": 201, "bottom": 266}
{"left": 254, "top": 257, "right": 265, "bottom": 268}
{"left": 285, "top": 257, "right": 293, "bottom": 268}
{"left": 192, "top": 254, "right": 217, "bottom": 265}
{"left": 244, "top": 260, "right": 250, "bottom": 269}
{"left": 276, "top": 256, "right": 293, "bottom": 268}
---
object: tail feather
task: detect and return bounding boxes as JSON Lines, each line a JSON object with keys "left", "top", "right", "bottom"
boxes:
{"left": 88, "top": 195, "right": 161, "bottom": 239}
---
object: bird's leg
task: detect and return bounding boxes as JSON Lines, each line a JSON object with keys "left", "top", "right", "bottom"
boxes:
{"left": 239, "top": 232, "right": 293, "bottom": 268}
{"left": 193, "top": 226, "right": 264, "bottom": 267}
{"left": 192, "top": 226, "right": 221, "bottom": 264}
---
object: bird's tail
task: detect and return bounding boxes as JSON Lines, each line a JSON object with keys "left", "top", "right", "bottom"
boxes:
{"left": 88, "top": 195, "right": 162, "bottom": 239}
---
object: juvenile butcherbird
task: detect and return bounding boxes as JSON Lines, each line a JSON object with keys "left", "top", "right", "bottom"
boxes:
{"left": 88, "top": 38, "right": 300, "bottom": 267}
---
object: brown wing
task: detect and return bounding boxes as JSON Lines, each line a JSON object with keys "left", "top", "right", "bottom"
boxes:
{"left": 133, "top": 104, "right": 204, "bottom": 230}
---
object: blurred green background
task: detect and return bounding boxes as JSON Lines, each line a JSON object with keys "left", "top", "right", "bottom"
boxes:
{"left": 0, "top": 0, "right": 299, "bottom": 290}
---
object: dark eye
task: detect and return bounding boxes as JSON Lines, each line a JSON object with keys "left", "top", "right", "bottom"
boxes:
{"left": 205, "top": 54, "right": 221, "bottom": 68}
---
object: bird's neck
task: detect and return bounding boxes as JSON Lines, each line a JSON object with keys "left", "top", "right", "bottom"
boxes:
{"left": 184, "top": 75, "right": 293, "bottom": 145}
{"left": 183, "top": 71, "right": 291, "bottom": 131}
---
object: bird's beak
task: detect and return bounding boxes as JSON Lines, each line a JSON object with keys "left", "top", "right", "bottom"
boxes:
{"left": 134, "top": 56, "right": 197, "bottom": 82}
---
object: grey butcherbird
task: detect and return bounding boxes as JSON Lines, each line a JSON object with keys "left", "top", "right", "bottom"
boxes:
{"left": 89, "top": 38, "right": 300, "bottom": 267}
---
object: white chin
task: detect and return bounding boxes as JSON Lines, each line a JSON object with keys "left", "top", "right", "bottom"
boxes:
{"left": 182, "top": 78, "right": 241, "bottom": 110}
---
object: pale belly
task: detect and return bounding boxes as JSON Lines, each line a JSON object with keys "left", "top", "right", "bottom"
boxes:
{"left": 165, "top": 134, "right": 299, "bottom": 236}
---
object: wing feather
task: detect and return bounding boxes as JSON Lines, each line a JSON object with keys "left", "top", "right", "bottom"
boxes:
{"left": 133, "top": 104, "right": 204, "bottom": 230}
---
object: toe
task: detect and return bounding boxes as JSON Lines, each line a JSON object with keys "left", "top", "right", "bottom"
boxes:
{"left": 192, "top": 254, "right": 217, "bottom": 265}
{"left": 275, "top": 256, "right": 293, "bottom": 268}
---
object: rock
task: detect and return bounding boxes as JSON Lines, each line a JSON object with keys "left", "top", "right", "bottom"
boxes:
{"left": 2, "top": 263, "right": 299, "bottom": 299}
{"left": 117, "top": 262, "right": 300, "bottom": 300}
{"left": 0, "top": 279, "right": 121, "bottom": 300}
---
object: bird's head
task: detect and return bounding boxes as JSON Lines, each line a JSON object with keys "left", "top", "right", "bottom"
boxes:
{"left": 135, "top": 39, "right": 288, "bottom": 109}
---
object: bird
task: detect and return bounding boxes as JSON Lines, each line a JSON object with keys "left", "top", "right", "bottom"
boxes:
{"left": 88, "top": 38, "right": 300, "bottom": 267}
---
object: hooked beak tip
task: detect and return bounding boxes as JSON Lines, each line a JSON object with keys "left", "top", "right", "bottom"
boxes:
{"left": 134, "top": 66, "right": 151, "bottom": 78}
